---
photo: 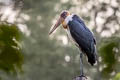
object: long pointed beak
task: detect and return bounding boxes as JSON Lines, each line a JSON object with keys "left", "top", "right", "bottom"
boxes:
{"left": 49, "top": 17, "right": 62, "bottom": 35}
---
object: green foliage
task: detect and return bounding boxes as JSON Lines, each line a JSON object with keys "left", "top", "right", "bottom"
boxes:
{"left": 99, "top": 37, "right": 120, "bottom": 77}
{"left": 113, "top": 73, "right": 120, "bottom": 80}
{"left": 0, "top": 23, "right": 23, "bottom": 74}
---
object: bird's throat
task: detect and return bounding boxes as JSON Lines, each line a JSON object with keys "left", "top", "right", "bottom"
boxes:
{"left": 62, "top": 14, "right": 74, "bottom": 29}
{"left": 62, "top": 21, "right": 68, "bottom": 29}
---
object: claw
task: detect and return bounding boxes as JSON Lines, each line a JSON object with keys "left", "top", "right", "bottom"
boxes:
{"left": 79, "top": 75, "right": 87, "bottom": 79}
{"left": 73, "top": 75, "right": 87, "bottom": 80}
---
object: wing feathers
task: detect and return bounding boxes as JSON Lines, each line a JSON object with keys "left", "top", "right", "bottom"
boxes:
{"left": 68, "top": 15, "right": 97, "bottom": 65}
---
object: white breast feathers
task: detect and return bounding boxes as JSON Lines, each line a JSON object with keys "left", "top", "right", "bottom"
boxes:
{"left": 65, "top": 14, "right": 74, "bottom": 24}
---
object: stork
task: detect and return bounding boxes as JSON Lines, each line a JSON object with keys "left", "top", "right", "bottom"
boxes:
{"left": 49, "top": 10, "right": 97, "bottom": 77}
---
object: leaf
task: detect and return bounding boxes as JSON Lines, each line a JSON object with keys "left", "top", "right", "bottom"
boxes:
{"left": 113, "top": 73, "right": 120, "bottom": 80}
{"left": 0, "top": 23, "right": 23, "bottom": 74}
{"left": 99, "top": 37, "right": 120, "bottom": 77}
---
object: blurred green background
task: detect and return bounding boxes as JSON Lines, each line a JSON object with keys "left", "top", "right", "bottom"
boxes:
{"left": 0, "top": 0, "right": 120, "bottom": 80}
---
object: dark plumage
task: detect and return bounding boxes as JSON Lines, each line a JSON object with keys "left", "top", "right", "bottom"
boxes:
{"left": 68, "top": 15, "right": 97, "bottom": 66}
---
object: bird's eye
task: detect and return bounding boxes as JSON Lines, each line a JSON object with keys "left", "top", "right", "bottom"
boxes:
{"left": 60, "top": 12, "right": 67, "bottom": 19}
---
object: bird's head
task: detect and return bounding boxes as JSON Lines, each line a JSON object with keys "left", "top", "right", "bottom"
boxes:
{"left": 49, "top": 10, "right": 70, "bottom": 35}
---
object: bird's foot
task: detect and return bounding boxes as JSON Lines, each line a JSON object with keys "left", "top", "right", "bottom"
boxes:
{"left": 79, "top": 74, "right": 87, "bottom": 78}
{"left": 73, "top": 75, "right": 87, "bottom": 80}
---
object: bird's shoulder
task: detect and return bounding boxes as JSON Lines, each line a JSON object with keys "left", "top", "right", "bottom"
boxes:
{"left": 72, "top": 14, "right": 84, "bottom": 23}
{"left": 68, "top": 14, "right": 89, "bottom": 32}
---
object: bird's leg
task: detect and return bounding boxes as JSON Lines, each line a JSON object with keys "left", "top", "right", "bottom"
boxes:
{"left": 80, "top": 52, "right": 84, "bottom": 76}
{"left": 73, "top": 50, "right": 87, "bottom": 80}
{"left": 78, "top": 53, "right": 88, "bottom": 80}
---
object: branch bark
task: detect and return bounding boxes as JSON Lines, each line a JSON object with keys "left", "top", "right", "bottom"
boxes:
{"left": 73, "top": 76, "right": 87, "bottom": 80}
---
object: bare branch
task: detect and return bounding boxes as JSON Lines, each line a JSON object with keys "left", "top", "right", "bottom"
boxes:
{"left": 73, "top": 76, "right": 87, "bottom": 80}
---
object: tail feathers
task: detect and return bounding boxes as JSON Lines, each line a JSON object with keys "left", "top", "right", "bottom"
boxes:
{"left": 88, "top": 42, "right": 97, "bottom": 66}
{"left": 87, "top": 53, "right": 97, "bottom": 66}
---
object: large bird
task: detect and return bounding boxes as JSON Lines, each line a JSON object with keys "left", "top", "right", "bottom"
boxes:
{"left": 49, "top": 10, "right": 97, "bottom": 76}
